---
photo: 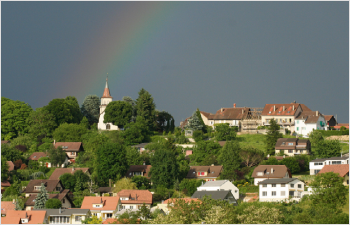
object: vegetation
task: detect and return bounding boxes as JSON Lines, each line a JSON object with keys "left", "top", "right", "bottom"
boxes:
{"left": 81, "top": 95, "right": 100, "bottom": 125}
{"left": 45, "top": 198, "right": 62, "bottom": 209}
{"left": 265, "top": 119, "right": 283, "bottom": 155}
{"left": 104, "top": 101, "right": 133, "bottom": 127}
{"left": 34, "top": 183, "right": 49, "bottom": 209}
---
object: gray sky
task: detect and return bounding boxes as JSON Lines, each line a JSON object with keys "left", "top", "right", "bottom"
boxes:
{"left": 2, "top": 2, "right": 349, "bottom": 124}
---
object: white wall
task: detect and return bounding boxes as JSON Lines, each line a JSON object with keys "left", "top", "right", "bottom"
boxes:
{"left": 197, "top": 181, "right": 239, "bottom": 200}
{"left": 259, "top": 183, "right": 289, "bottom": 202}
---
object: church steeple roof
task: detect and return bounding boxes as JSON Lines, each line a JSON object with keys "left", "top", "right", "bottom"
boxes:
{"left": 102, "top": 77, "right": 112, "bottom": 98}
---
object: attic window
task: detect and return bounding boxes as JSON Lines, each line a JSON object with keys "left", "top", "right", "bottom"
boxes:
{"left": 269, "top": 111, "right": 271, "bottom": 114}
{"left": 288, "top": 111, "right": 290, "bottom": 113}
{"left": 278, "top": 111, "right": 281, "bottom": 113}
{"left": 282, "top": 142, "right": 285, "bottom": 146}
{"left": 211, "top": 171, "right": 214, "bottom": 174}
{"left": 257, "top": 172, "right": 263, "bottom": 176}
{"left": 33, "top": 156, "right": 37, "bottom": 158}
{"left": 288, "top": 143, "right": 294, "bottom": 146}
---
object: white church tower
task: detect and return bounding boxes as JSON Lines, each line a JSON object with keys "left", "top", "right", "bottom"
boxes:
{"left": 97, "top": 78, "right": 120, "bottom": 131}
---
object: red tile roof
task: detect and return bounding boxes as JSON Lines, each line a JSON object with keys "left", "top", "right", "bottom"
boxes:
{"left": 118, "top": 190, "right": 153, "bottom": 205}
{"left": 261, "top": 103, "right": 311, "bottom": 116}
{"left": 2, "top": 210, "right": 46, "bottom": 224}
{"left": 101, "top": 78, "right": 112, "bottom": 98}
{"left": 318, "top": 164, "right": 349, "bottom": 177}
{"left": 207, "top": 107, "right": 249, "bottom": 120}
{"left": 49, "top": 168, "right": 89, "bottom": 180}
{"left": 1, "top": 201, "right": 15, "bottom": 215}
{"left": 28, "top": 152, "right": 48, "bottom": 161}
{"left": 1, "top": 181, "right": 11, "bottom": 187}
{"left": 333, "top": 123, "right": 349, "bottom": 129}
{"left": 54, "top": 142, "right": 83, "bottom": 151}
{"left": 80, "top": 196, "right": 120, "bottom": 211}
{"left": 102, "top": 218, "right": 140, "bottom": 224}
{"left": 7, "top": 161, "right": 14, "bottom": 171}
{"left": 1, "top": 141, "right": 9, "bottom": 145}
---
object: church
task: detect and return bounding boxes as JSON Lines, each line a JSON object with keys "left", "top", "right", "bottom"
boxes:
{"left": 97, "top": 78, "right": 121, "bottom": 131}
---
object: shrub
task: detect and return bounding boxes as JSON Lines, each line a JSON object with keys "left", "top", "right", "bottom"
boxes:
{"left": 193, "top": 130, "right": 204, "bottom": 142}
{"left": 45, "top": 199, "right": 62, "bottom": 209}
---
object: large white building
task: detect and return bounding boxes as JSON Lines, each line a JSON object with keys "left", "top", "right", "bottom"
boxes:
{"left": 97, "top": 78, "right": 120, "bottom": 131}
{"left": 294, "top": 111, "right": 327, "bottom": 136}
{"left": 259, "top": 178, "right": 306, "bottom": 202}
{"left": 309, "top": 156, "right": 349, "bottom": 175}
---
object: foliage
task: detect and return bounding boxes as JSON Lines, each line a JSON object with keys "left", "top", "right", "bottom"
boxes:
{"left": 10, "top": 135, "right": 34, "bottom": 150}
{"left": 34, "top": 182, "right": 49, "bottom": 209}
{"left": 265, "top": 119, "right": 283, "bottom": 155}
{"left": 279, "top": 157, "right": 300, "bottom": 174}
{"left": 53, "top": 123, "right": 88, "bottom": 142}
{"left": 45, "top": 198, "right": 62, "bottom": 209}
{"left": 135, "top": 88, "right": 156, "bottom": 131}
{"left": 236, "top": 204, "right": 284, "bottom": 224}
{"left": 179, "top": 179, "right": 204, "bottom": 196}
{"left": 239, "top": 147, "right": 265, "bottom": 167}
{"left": 259, "top": 156, "right": 279, "bottom": 165}
{"left": 82, "top": 215, "right": 102, "bottom": 224}
{"left": 112, "top": 178, "right": 137, "bottom": 193}
{"left": 152, "top": 186, "right": 175, "bottom": 202}
{"left": 80, "top": 117, "right": 90, "bottom": 129}
{"left": 81, "top": 95, "right": 100, "bottom": 125}
{"left": 218, "top": 141, "right": 242, "bottom": 180}
{"left": 313, "top": 140, "right": 341, "bottom": 158}
{"left": 214, "top": 123, "right": 237, "bottom": 141}
{"left": 192, "top": 130, "right": 204, "bottom": 142}
{"left": 26, "top": 109, "right": 56, "bottom": 140}
{"left": 47, "top": 145, "right": 66, "bottom": 167}
{"left": 1, "top": 144, "right": 24, "bottom": 162}
{"left": 121, "top": 116, "right": 151, "bottom": 146}
{"left": 190, "top": 140, "right": 221, "bottom": 166}
{"left": 195, "top": 108, "right": 207, "bottom": 133}
{"left": 1, "top": 157, "right": 9, "bottom": 182}
{"left": 131, "top": 176, "right": 152, "bottom": 190}
{"left": 294, "top": 154, "right": 311, "bottom": 172}
{"left": 317, "top": 129, "right": 349, "bottom": 136}
{"left": 155, "top": 110, "right": 174, "bottom": 133}
{"left": 104, "top": 101, "right": 133, "bottom": 127}
{"left": 95, "top": 142, "right": 128, "bottom": 186}
{"left": 185, "top": 111, "right": 203, "bottom": 131}
{"left": 1, "top": 97, "right": 33, "bottom": 140}
{"left": 126, "top": 147, "right": 143, "bottom": 166}
{"left": 59, "top": 170, "right": 90, "bottom": 190}
{"left": 175, "top": 134, "right": 187, "bottom": 144}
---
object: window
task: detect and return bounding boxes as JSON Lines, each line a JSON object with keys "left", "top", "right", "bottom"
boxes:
{"left": 297, "top": 120, "right": 299, "bottom": 124}
{"left": 272, "top": 191, "right": 276, "bottom": 196}
{"left": 106, "top": 124, "right": 110, "bottom": 130}
{"left": 56, "top": 187, "right": 61, "bottom": 191}
{"left": 314, "top": 170, "right": 320, "bottom": 175}
{"left": 281, "top": 191, "right": 285, "bottom": 196}
{"left": 262, "top": 184, "right": 267, "bottom": 187}
{"left": 71, "top": 152, "right": 76, "bottom": 156}
{"left": 235, "top": 190, "right": 238, "bottom": 193}
{"left": 34, "top": 186, "right": 41, "bottom": 191}
{"left": 332, "top": 161, "right": 341, "bottom": 165}
{"left": 288, "top": 150, "right": 293, "bottom": 153}
{"left": 122, "top": 206, "right": 126, "bottom": 209}
{"left": 281, "top": 184, "right": 285, "bottom": 187}
{"left": 210, "top": 121, "right": 214, "bottom": 125}
{"left": 298, "top": 184, "right": 302, "bottom": 189}
{"left": 280, "top": 119, "right": 282, "bottom": 122}
{"left": 197, "top": 172, "right": 205, "bottom": 176}
{"left": 257, "top": 172, "right": 263, "bottom": 176}
{"left": 290, "top": 184, "right": 294, "bottom": 188}
{"left": 106, "top": 213, "right": 113, "bottom": 219}
{"left": 133, "top": 172, "right": 142, "bottom": 176}
{"left": 93, "top": 213, "right": 98, "bottom": 217}
{"left": 281, "top": 142, "right": 285, "bottom": 146}
{"left": 297, "top": 127, "right": 299, "bottom": 131}
{"left": 288, "top": 143, "right": 293, "bottom": 146}
{"left": 75, "top": 216, "right": 82, "bottom": 222}
{"left": 94, "top": 204, "right": 101, "bottom": 208}
{"left": 262, "top": 191, "right": 267, "bottom": 196}
{"left": 314, "top": 162, "right": 323, "bottom": 166}
{"left": 269, "top": 111, "right": 271, "bottom": 114}
{"left": 347, "top": 180, "right": 349, "bottom": 185}
{"left": 62, "top": 198, "right": 65, "bottom": 203}
{"left": 130, "top": 206, "right": 134, "bottom": 209}
{"left": 272, "top": 184, "right": 276, "bottom": 187}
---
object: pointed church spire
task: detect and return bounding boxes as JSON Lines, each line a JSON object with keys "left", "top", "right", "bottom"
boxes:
{"left": 102, "top": 77, "right": 112, "bottom": 98}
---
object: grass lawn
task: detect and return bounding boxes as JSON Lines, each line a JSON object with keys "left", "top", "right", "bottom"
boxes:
{"left": 340, "top": 142, "right": 349, "bottom": 154}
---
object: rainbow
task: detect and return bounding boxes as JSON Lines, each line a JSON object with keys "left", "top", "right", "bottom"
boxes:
{"left": 63, "top": 2, "right": 179, "bottom": 102}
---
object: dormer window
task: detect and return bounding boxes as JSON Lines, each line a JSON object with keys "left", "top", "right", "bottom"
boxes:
{"left": 257, "top": 172, "right": 263, "bottom": 176}
{"left": 93, "top": 204, "right": 102, "bottom": 208}
{"left": 133, "top": 172, "right": 142, "bottom": 176}
{"left": 120, "top": 197, "right": 129, "bottom": 200}
{"left": 282, "top": 142, "right": 285, "bottom": 146}
{"left": 33, "top": 156, "right": 37, "bottom": 158}
{"left": 269, "top": 111, "right": 271, "bottom": 114}
{"left": 288, "top": 143, "right": 294, "bottom": 146}
{"left": 34, "top": 186, "right": 41, "bottom": 191}
{"left": 21, "top": 219, "right": 28, "bottom": 224}
{"left": 197, "top": 172, "right": 205, "bottom": 176}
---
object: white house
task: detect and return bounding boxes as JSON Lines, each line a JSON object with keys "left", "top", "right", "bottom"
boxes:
{"left": 259, "top": 178, "right": 305, "bottom": 202}
{"left": 252, "top": 165, "right": 292, "bottom": 186}
{"left": 97, "top": 78, "right": 121, "bottom": 131}
{"left": 295, "top": 111, "right": 327, "bottom": 136}
{"left": 196, "top": 180, "right": 239, "bottom": 200}
{"left": 309, "top": 156, "right": 349, "bottom": 175}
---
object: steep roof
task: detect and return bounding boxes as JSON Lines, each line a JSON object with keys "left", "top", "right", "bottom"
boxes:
{"left": 3, "top": 210, "right": 47, "bottom": 224}
{"left": 191, "top": 190, "right": 231, "bottom": 200}
{"left": 118, "top": 190, "right": 152, "bottom": 204}
{"left": 318, "top": 164, "right": 349, "bottom": 177}
{"left": 28, "top": 152, "right": 48, "bottom": 161}
{"left": 80, "top": 196, "right": 120, "bottom": 211}
{"left": 49, "top": 168, "right": 89, "bottom": 180}
{"left": 261, "top": 103, "right": 312, "bottom": 116}
{"left": 295, "top": 111, "right": 322, "bottom": 124}
{"left": 252, "top": 165, "right": 291, "bottom": 178}
{"left": 23, "top": 180, "right": 61, "bottom": 193}
{"left": 324, "top": 115, "right": 334, "bottom": 121}
{"left": 125, "top": 165, "right": 152, "bottom": 178}
{"left": 200, "top": 111, "right": 213, "bottom": 119}
{"left": 101, "top": 78, "right": 112, "bottom": 98}
{"left": 7, "top": 161, "right": 14, "bottom": 171}
{"left": 1, "top": 181, "right": 11, "bottom": 187}
{"left": 258, "top": 178, "right": 299, "bottom": 184}
{"left": 207, "top": 107, "right": 249, "bottom": 120}
{"left": 275, "top": 138, "right": 298, "bottom": 149}
{"left": 54, "top": 142, "right": 83, "bottom": 151}
{"left": 1, "top": 140, "right": 9, "bottom": 145}
{"left": 1, "top": 201, "right": 15, "bottom": 215}
{"left": 186, "top": 166, "right": 223, "bottom": 179}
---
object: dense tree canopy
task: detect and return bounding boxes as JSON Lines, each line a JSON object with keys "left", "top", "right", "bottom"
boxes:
{"left": 265, "top": 119, "right": 283, "bottom": 155}
{"left": 155, "top": 111, "right": 174, "bottom": 133}
{"left": 112, "top": 178, "right": 137, "bottom": 193}
{"left": 190, "top": 140, "right": 222, "bottom": 166}
{"left": 121, "top": 116, "right": 151, "bottom": 146}
{"left": 47, "top": 146, "right": 67, "bottom": 167}
{"left": 1, "top": 144, "right": 24, "bottom": 163}
{"left": 218, "top": 141, "right": 242, "bottom": 180}
{"left": 135, "top": 88, "right": 156, "bottom": 131}
{"left": 26, "top": 109, "right": 57, "bottom": 140}
{"left": 1, "top": 157, "right": 9, "bottom": 182}
{"left": 52, "top": 123, "right": 88, "bottom": 142}
{"left": 239, "top": 147, "right": 265, "bottom": 168}
{"left": 81, "top": 95, "right": 100, "bottom": 125}
{"left": 1, "top": 97, "right": 33, "bottom": 140}
{"left": 313, "top": 140, "right": 341, "bottom": 158}
{"left": 214, "top": 123, "right": 237, "bottom": 141}
{"left": 104, "top": 101, "right": 133, "bottom": 127}
{"left": 45, "top": 199, "right": 62, "bottom": 209}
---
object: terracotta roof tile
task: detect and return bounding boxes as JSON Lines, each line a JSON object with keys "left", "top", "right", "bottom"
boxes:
{"left": 3, "top": 210, "right": 46, "bottom": 224}
{"left": 118, "top": 190, "right": 152, "bottom": 204}
{"left": 49, "top": 168, "right": 89, "bottom": 180}
{"left": 186, "top": 166, "right": 223, "bottom": 179}
{"left": 28, "top": 152, "right": 48, "bottom": 161}
{"left": 81, "top": 196, "right": 119, "bottom": 211}
{"left": 1, "top": 201, "right": 15, "bottom": 215}
{"left": 125, "top": 165, "right": 152, "bottom": 179}
{"left": 252, "top": 165, "right": 291, "bottom": 178}
{"left": 207, "top": 107, "right": 249, "bottom": 120}
{"left": 1, "top": 181, "right": 11, "bottom": 187}
{"left": 318, "top": 164, "right": 349, "bottom": 177}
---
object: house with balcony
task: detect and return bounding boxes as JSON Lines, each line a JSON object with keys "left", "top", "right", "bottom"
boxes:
{"left": 35, "top": 208, "right": 91, "bottom": 224}
{"left": 259, "top": 178, "right": 305, "bottom": 202}
{"left": 186, "top": 165, "right": 223, "bottom": 181}
{"left": 309, "top": 156, "right": 349, "bottom": 175}
{"left": 206, "top": 105, "right": 250, "bottom": 129}
{"left": 125, "top": 165, "right": 151, "bottom": 179}
{"left": 275, "top": 138, "right": 311, "bottom": 156}
{"left": 261, "top": 102, "right": 312, "bottom": 133}
{"left": 25, "top": 189, "right": 73, "bottom": 210}
{"left": 54, "top": 141, "right": 84, "bottom": 162}
{"left": 318, "top": 164, "right": 349, "bottom": 185}
{"left": 118, "top": 190, "right": 152, "bottom": 210}
{"left": 23, "top": 180, "right": 65, "bottom": 198}
{"left": 196, "top": 180, "right": 239, "bottom": 200}
{"left": 1, "top": 210, "right": 47, "bottom": 224}
{"left": 295, "top": 111, "right": 327, "bottom": 136}
{"left": 80, "top": 196, "right": 120, "bottom": 221}
{"left": 252, "top": 165, "right": 292, "bottom": 185}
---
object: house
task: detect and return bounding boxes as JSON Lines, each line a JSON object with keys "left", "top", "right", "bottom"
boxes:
{"left": 49, "top": 167, "right": 90, "bottom": 180}
{"left": 98, "top": 78, "right": 121, "bottom": 131}
{"left": 35, "top": 208, "right": 91, "bottom": 224}
{"left": 333, "top": 123, "right": 349, "bottom": 130}
{"left": 1, "top": 200, "right": 16, "bottom": 216}
{"left": 207, "top": 105, "right": 250, "bottom": 128}
{"left": 191, "top": 190, "right": 237, "bottom": 204}
{"left": 252, "top": 165, "right": 292, "bottom": 185}
{"left": 54, "top": 141, "right": 84, "bottom": 162}
{"left": 95, "top": 187, "right": 114, "bottom": 197}
{"left": 261, "top": 102, "right": 312, "bottom": 133}
{"left": 80, "top": 196, "right": 120, "bottom": 220}
{"left": 186, "top": 165, "right": 223, "bottom": 181}
{"left": 275, "top": 138, "right": 311, "bottom": 156}
{"left": 258, "top": 178, "right": 305, "bottom": 202}
{"left": 200, "top": 111, "right": 213, "bottom": 127}
{"left": 1, "top": 210, "right": 47, "bottom": 224}
{"left": 25, "top": 189, "right": 73, "bottom": 210}
{"left": 196, "top": 180, "right": 239, "bottom": 200}
{"left": 295, "top": 111, "right": 327, "bottom": 136}
{"left": 309, "top": 156, "right": 349, "bottom": 175}
{"left": 152, "top": 198, "right": 201, "bottom": 215}
{"left": 28, "top": 152, "right": 69, "bottom": 168}
{"left": 118, "top": 190, "right": 152, "bottom": 210}
{"left": 131, "top": 143, "right": 149, "bottom": 153}
{"left": 317, "top": 164, "right": 349, "bottom": 185}
{"left": 324, "top": 115, "right": 337, "bottom": 128}
{"left": 23, "top": 179, "right": 65, "bottom": 197}
{"left": 125, "top": 165, "right": 151, "bottom": 179}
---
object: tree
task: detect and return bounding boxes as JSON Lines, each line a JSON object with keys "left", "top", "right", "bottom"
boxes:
{"left": 1, "top": 97, "right": 33, "bottom": 140}
{"left": 185, "top": 111, "right": 203, "bottom": 131}
{"left": 313, "top": 140, "right": 341, "bottom": 158}
{"left": 179, "top": 179, "right": 204, "bottom": 196}
{"left": 59, "top": 173, "right": 76, "bottom": 190}
{"left": 132, "top": 176, "right": 151, "bottom": 189}
{"left": 218, "top": 141, "right": 242, "bottom": 180}
{"left": 81, "top": 95, "right": 100, "bottom": 125}
{"left": 265, "top": 119, "right": 283, "bottom": 155}
{"left": 53, "top": 123, "right": 88, "bottom": 142}
{"left": 82, "top": 215, "right": 102, "bottom": 224}
{"left": 48, "top": 145, "right": 66, "bottom": 167}
{"left": 239, "top": 147, "right": 265, "bottom": 168}
{"left": 80, "top": 117, "right": 90, "bottom": 129}
{"left": 121, "top": 116, "right": 151, "bottom": 146}
{"left": 104, "top": 101, "right": 133, "bottom": 128}
{"left": 126, "top": 147, "right": 143, "bottom": 166}
{"left": 95, "top": 142, "right": 128, "bottom": 186}
{"left": 279, "top": 157, "right": 300, "bottom": 174}
{"left": 15, "top": 198, "right": 22, "bottom": 210}
{"left": 26, "top": 109, "right": 56, "bottom": 140}
{"left": 192, "top": 130, "right": 204, "bottom": 142}
{"left": 155, "top": 111, "right": 174, "bottom": 133}
{"left": 191, "top": 140, "right": 222, "bottom": 166}
{"left": 45, "top": 199, "right": 62, "bottom": 209}
{"left": 149, "top": 149, "right": 179, "bottom": 188}
{"left": 214, "top": 123, "right": 237, "bottom": 141}
{"left": 237, "top": 205, "right": 284, "bottom": 224}
{"left": 260, "top": 157, "right": 279, "bottom": 165}
{"left": 123, "top": 96, "right": 136, "bottom": 122}
{"left": 135, "top": 88, "right": 156, "bottom": 131}
{"left": 34, "top": 182, "right": 49, "bottom": 209}
{"left": 1, "top": 157, "right": 9, "bottom": 182}
{"left": 1, "top": 144, "right": 24, "bottom": 163}
{"left": 112, "top": 178, "right": 137, "bottom": 193}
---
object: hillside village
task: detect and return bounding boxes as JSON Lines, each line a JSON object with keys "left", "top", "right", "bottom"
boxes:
{"left": 1, "top": 79, "right": 349, "bottom": 224}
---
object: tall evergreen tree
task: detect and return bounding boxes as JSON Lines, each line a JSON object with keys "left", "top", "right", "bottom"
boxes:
{"left": 265, "top": 119, "right": 283, "bottom": 155}
{"left": 196, "top": 108, "right": 207, "bottom": 133}
{"left": 34, "top": 182, "right": 49, "bottom": 209}
{"left": 185, "top": 111, "right": 203, "bottom": 131}
{"left": 135, "top": 88, "right": 156, "bottom": 131}
{"left": 81, "top": 95, "right": 101, "bottom": 125}
{"left": 218, "top": 141, "right": 242, "bottom": 181}
{"left": 122, "top": 96, "right": 136, "bottom": 122}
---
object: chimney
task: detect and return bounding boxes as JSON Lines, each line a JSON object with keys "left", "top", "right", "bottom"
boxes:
{"left": 54, "top": 140, "right": 56, "bottom": 145}
{"left": 273, "top": 105, "right": 276, "bottom": 111}
{"left": 293, "top": 105, "right": 295, "bottom": 111}
{"left": 242, "top": 109, "right": 244, "bottom": 114}
{"left": 316, "top": 111, "right": 319, "bottom": 116}
{"left": 283, "top": 106, "right": 285, "bottom": 111}
{"left": 100, "top": 197, "right": 103, "bottom": 203}
{"left": 25, "top": 212, "right": 28, "bottom": 218}
{"left": 109, "top": 179, "right": 112, "bottom": 187}
{"left": 233, "top": 103, "right": 236, "bottom": 108}
{"left": 136, "top": 194, "right": 138, "bottom": 200}
{"left": 271, "top": 168, "right": 273, "bottom": 174}
{"left": 59, "top": 208, "right": 61, "bottom": 214}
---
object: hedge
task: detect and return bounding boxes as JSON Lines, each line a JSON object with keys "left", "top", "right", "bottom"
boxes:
{"left": 317, "top": 130, "right": 349, "bottom": 137}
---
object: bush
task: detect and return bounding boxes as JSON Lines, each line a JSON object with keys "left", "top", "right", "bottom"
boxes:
{"left": 45, "top": 198, "right": 62, "bottom": 209}
{"left": 317, "top": 130, "right": 349, "bottom": 137}
{"left": 193, "top": 130, "right": 204, "bottom": 142}
{"left": 176, "top": 135, "right": 187, "bottom": 144}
